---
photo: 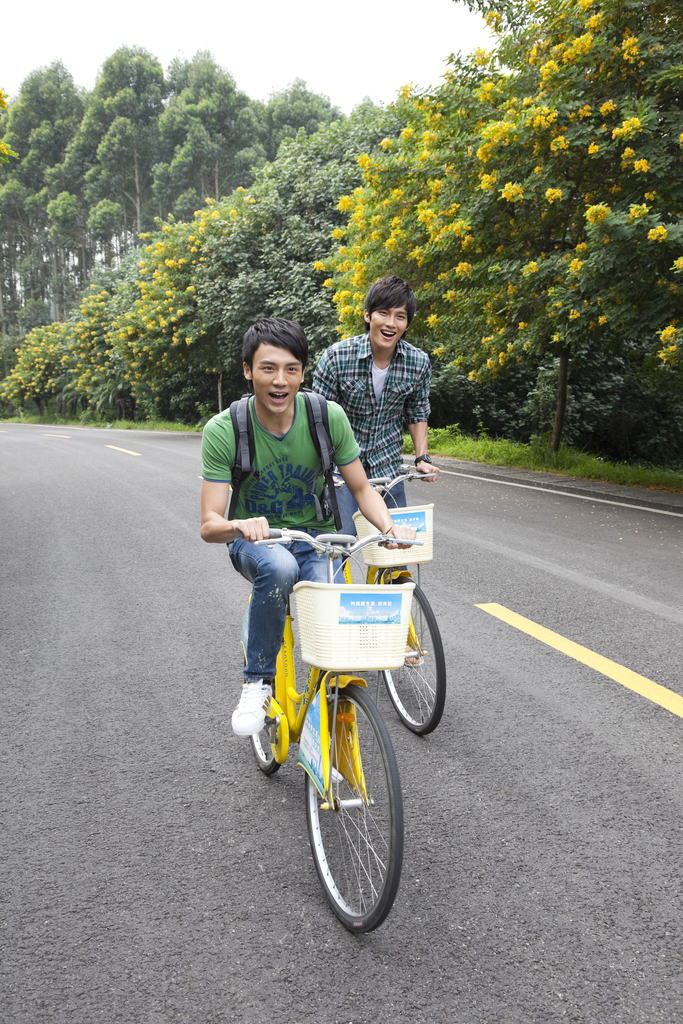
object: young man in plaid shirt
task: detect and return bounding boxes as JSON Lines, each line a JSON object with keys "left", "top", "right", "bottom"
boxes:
{"left": 312, "top": 275, "right": 439, "bottom": 532}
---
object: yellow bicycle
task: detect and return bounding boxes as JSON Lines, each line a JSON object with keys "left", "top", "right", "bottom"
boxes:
{"left": 246, "top": 528, "right": 420, "bottom": 932}
{"left": 345, "top": 467, "right": 447, "bottom": 735}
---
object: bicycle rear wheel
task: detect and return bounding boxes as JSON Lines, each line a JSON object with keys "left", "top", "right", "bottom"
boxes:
{"left": 383, "top": 583, "right": 446, "bottom": 735}
{"left": 305, "top": 685, "right": 403, "bottom": 933}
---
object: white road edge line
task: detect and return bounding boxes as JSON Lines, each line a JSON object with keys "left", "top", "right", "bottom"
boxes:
{"left": 436, "top": 467, "right": 683, "bottom": 519}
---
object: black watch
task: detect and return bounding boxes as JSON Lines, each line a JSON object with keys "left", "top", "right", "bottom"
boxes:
{"left": 414, "top": 454, "right": 433, "bottom": 466}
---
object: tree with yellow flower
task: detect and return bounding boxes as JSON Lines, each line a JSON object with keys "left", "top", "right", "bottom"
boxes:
{"left": 0, "top": 88, "right": 17, "bottom": 164}
{"left": 329, "top": 0, "right": 683, "bottom": 462}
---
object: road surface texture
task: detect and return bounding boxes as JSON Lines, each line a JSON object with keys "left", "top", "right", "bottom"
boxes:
{"left": 2, "top": 423, "right": 682, "bottom": 1024}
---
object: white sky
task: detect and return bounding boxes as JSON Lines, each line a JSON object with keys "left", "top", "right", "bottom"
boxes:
{"left": 3, "top": 0, "right": 493, "bottom": 113}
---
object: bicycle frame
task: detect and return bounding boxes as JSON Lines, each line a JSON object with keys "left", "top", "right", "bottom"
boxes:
{"left": 252, "top": 528, "right": 419, "bottom": 803}
{"left": 263, "top": 598, "right": 369, "bottom": 803}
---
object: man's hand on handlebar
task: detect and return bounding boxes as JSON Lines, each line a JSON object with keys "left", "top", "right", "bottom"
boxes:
{"left": 382, "top": 523, "right": 416, "bottom": 550}
{"left": 416, "top": 459, "right": 440, "bottom": 482}
{"left": 235, "top": 516, "right": 271, "bottom": 543}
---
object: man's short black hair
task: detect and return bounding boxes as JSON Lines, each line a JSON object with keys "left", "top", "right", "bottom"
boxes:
{"left": 242, "top": 317, "right": 308, "bottom": 370}
{"left": 364, "top": 276, "right": 417, "bottom": 327}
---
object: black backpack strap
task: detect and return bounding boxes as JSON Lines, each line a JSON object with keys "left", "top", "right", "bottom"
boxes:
{"left": 227, "top": 394, "right": 257, "bottom": 522}
{"left": 302, "top": 389, "right": 342, "bottom": 530}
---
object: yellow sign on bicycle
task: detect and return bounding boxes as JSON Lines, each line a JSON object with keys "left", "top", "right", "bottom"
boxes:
{"left": 297, "top": 687, "right": 330, "bottom": 797}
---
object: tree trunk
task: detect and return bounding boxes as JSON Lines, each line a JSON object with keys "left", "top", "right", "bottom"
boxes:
{"left": 549, "top": 347, "right": 570, "bottom": 454}
{"left": 134, "top": 160, "right": 142, "bottom": 236}
{"left": 217, "top": 372, "right": 223, "bottom": 413}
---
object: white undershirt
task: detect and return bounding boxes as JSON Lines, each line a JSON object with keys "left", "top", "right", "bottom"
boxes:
{"left": 372, "top": 361, "right": 390, "bottom": 403}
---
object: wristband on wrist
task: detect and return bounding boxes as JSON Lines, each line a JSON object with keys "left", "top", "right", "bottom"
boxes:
{"left": 414, "top": 454, "right": 433, "bottom": 466}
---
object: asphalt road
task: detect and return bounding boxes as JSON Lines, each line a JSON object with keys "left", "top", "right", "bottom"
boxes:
{"left": 2, "top": 423, "right": 682, "bottom": 1024}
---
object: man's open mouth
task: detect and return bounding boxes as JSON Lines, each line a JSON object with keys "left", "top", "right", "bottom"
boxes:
{"left": 269, "top": 391, "right": 288, "bottom": 404}
{"left": 380, "top": 329, "right": 396, "bottom": 339}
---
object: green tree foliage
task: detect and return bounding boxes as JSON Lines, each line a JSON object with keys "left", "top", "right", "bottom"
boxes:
{"left": 263, "top": 78, "right": 343, "bottom": 160}
{"left": 107, "top": 100, "right": 400, "bottom": 420}
{"left": 0, "top": 62, "right": 84, "bottom": 328}
{"left": 153, "top": 52, "right": 266, "bottom": 221}
{"left": 0, "top": 49, "right": 340, "bottom": 360}
{"left": 329, "top": 0, "right": 683, "bottom": 462}
{"left": 2, "top": 101, "right": 402, "bottom": 422}
{"left": 69, "top": 46, "right": 167, "bottom": 237}
{"left": 1, "top": 264, "right": 135, "bottom": 417}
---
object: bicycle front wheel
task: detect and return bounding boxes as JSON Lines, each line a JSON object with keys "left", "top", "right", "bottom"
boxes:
{"left": 383, "top": 583, "right": 446, "bottom": 735}
{"left": 305, "top": 685, "right": 403, "bottom": 933}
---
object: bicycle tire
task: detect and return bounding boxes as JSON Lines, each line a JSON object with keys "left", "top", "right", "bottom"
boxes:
{"left": 305, "top": 685, "right": 403, "bottom": 933}
{"left": 383, "top": 582, "right": 446, "bottom": 735}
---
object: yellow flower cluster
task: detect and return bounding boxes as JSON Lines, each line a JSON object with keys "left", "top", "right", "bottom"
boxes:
{"left": 540, "top": 60, "right": 560, "bottom": 83}
{"left": 545, "top": 188, "right": 563, "bottom": 204}
{"left": 501, "top": 182, "right": 524, "bottom": 202}
{"left": 621, "top": 35, "right": 639, "bottom": 63}
{"left": 648, "top": 226, "right": 668, "bottom": 242}
{"left": 634, "top": 159, "right": 649, "bottom": 173}
{"left": 586, "top": 203, "right": 611, "bottom": 225}
{"left": 529, "top": 106, "right": 558, "bottom": 130}
{"left": 628, "top": 204, "right": 649, "bottom": 221}
{"left": 612, "top": 116, "right": 642, "bottom": 140}
{"left": 563, "top": 33, "right": 593, "bottom": 63}
{"left": 550, "top": 135, "right": 569, "bottom": 152}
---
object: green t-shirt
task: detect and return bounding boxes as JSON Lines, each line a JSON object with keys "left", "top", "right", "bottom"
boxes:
{"left": 201, "top": 393, "right": 360, "bottom": 531}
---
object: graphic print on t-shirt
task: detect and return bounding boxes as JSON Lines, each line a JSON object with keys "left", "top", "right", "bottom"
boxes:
{"left": 242, "top": 456, "right": 318, "bottom": 518}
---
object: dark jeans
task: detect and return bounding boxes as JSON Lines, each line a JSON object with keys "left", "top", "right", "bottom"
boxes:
{"left": 230, "top": 528, "right": 337, "bottom": 682}
{"left": 335, "top": 479, "right": 407, "bottom": 536}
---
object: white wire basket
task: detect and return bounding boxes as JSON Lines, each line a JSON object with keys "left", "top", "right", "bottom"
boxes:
{"left": 353, "top": 504, "right": 434, "bottom": 567}
{"left": 292, "top": 581, "right": 415, "bottom": 670}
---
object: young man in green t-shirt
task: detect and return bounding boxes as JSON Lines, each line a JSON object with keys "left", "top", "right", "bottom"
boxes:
{"left": 201, "top": 317, "right": 414, "bottom": 738}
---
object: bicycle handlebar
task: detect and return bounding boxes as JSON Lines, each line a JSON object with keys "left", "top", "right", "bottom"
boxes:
{"left": 366, "top": 466, "right": 436, "bottom": 491}
{"left": 253, "top": 528, "right": 423, "bottom": 556}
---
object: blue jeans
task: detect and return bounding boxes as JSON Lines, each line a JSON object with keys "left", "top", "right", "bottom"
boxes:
{"left": 230, "top": 530, "right": 338, "bottom": 682}
{"left": 335, "top": 479, "right": 407, "bottom": 536}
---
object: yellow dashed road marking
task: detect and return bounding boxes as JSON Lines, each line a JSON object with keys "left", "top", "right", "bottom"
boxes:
{"left": 106, "top": 445, "right": 142, "bottom": 457}
{"left": 476, "top": 602, "right": 683, "bottom": 719}
{"left": 43, "top": 433, "right": 71, "bottom": 438}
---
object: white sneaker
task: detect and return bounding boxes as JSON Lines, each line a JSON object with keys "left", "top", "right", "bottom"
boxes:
{"left": 232, "top": 680, "right": 272, "bottom": 737}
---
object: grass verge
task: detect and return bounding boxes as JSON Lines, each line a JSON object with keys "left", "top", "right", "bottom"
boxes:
{"left": 404, "top": 426, "right": 683, "bottom": 494}
{"left": 5, "top": 414, "right": 682, "bottom": 493}
{"left": 1, "top": 415, "right": 202, "bottom": 432}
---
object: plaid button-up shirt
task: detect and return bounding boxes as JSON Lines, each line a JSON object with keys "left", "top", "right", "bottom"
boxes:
{"left": 312, "top": 332, "right": 431, "bottom": 478}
